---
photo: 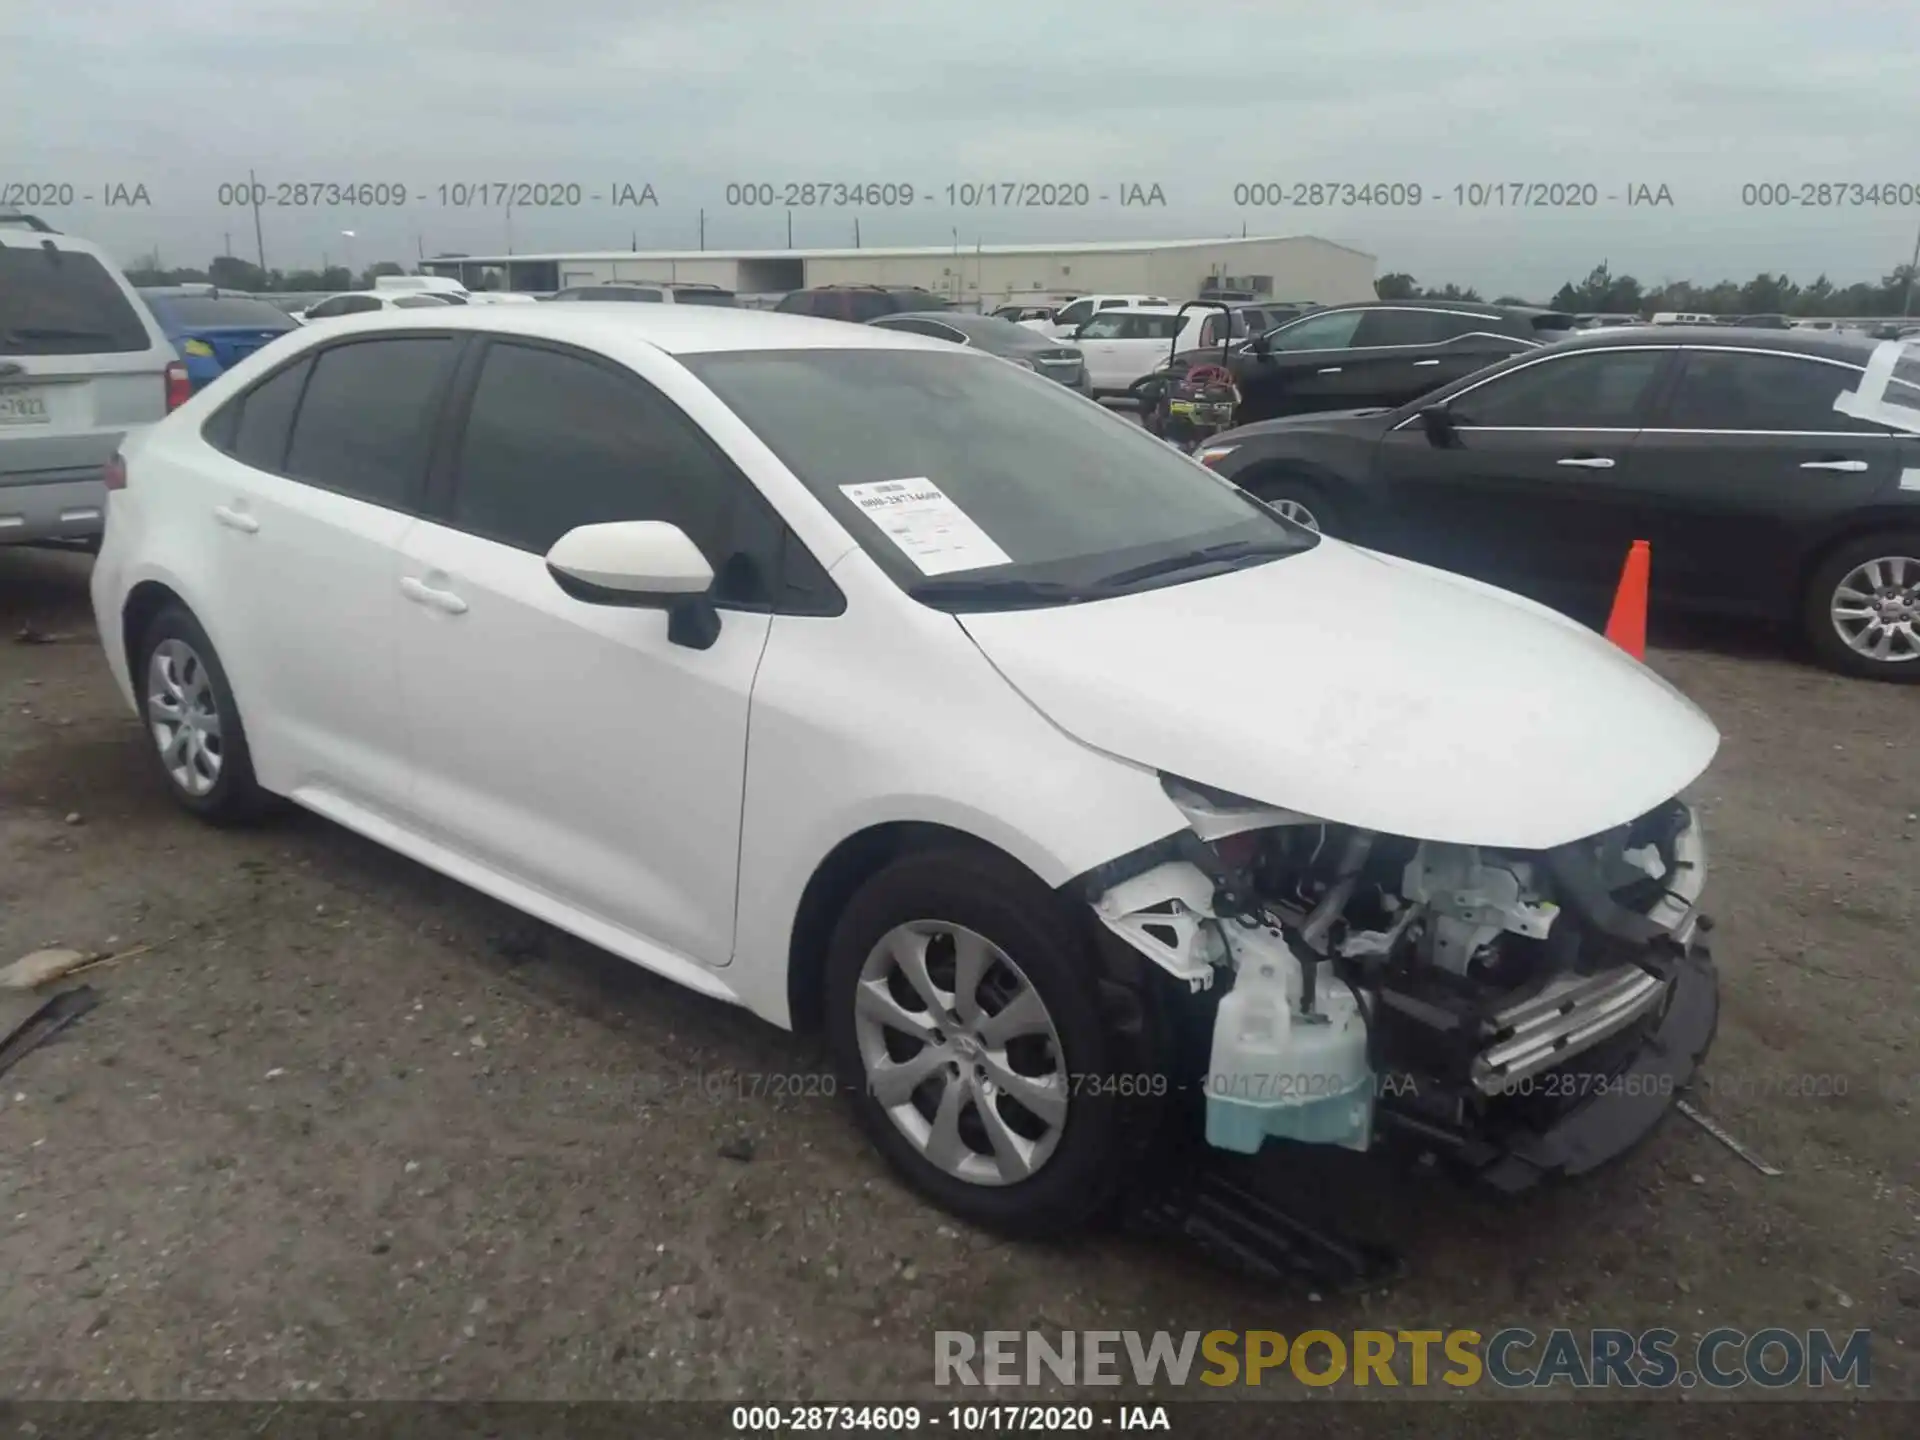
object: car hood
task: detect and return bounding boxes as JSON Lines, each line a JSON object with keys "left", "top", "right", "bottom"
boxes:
{"left": 957, "top": 540, "right": 1720, "bottom": 851}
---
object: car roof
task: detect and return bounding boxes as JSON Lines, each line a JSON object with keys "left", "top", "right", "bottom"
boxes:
{"left": 1550, "top": 324, "right": 1887, "bottom": 362}
{"left": 260, "top": 299, "right": 974, "bottom": 357}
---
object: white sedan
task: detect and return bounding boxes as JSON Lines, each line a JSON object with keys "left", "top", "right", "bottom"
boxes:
{"left": 90, "top": 304, "right": 1722, "bottom": 1236}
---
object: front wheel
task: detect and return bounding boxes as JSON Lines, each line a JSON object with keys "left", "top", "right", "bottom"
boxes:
{"left": 824, "top": 848, "right": 1145, "bottom": 1238}
{"left": 1801, "top": 531, "right": 1920, "bottom": 682}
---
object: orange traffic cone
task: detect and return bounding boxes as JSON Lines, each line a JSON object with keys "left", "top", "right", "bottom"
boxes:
{"left": 1604, "top": 540, "right": 1651, "bottom": 660}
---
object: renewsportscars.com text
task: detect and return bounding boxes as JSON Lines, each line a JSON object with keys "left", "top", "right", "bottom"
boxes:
{"left": 935, "top": 1327, "right": 1872, "bottom": 1391}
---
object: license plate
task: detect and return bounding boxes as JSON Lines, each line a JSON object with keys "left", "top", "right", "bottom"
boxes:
{"left": 0, "top": 387, "right": 52, "bottom": 425}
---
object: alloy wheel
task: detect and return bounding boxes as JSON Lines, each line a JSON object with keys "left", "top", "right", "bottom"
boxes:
{"left": 852, "top": 921, "right": 1069, "bottom": 1186}
{"left": 146, "top": 638, "right": 224, "bottom": 796}
{"left": 1271, "top": 498, "right": 1321, "bottom": 533}
{"left": 1829, "top": 554, "right": 1920, "bottom": 665}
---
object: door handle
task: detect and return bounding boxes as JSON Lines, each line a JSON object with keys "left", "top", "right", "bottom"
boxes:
{"left": 1556, "top": 456, "right": 1616, "bottom": 469}
{"left": 400, "top": 576, "right": 469, "bottom": 614}
{"left": 212, "top": 504, "right": 259, "bottom": 533}
{"left": 1413, "top": 359, "right": 1441, "bottom": 367}
{"left": 1317, "top": 366, "right": 1343, "bottom": 374}
{"left": 1800, "top": 459, "right": 1869, "bottom": 472}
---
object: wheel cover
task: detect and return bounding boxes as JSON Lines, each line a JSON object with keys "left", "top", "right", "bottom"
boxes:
{"left": 853, "top": 921, "right": 1069, "bottom": 1187}
{"left": 1270, "top": 497, "right": 1321, "bottom": 533}
{"left": 146, "top": 638, "right": 224, "bottom": 795}
{"left": 1829, "top": 554, "right": 1920, "bottom": 665}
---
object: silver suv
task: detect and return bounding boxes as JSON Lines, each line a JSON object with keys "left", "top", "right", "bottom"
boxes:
{"left": 1, "top": 214, "right": 182, "bottom": 546}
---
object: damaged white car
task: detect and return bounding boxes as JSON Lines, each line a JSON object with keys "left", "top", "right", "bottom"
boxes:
{"left": 90, "top": 306, "right": 1720, "bottom": 1240}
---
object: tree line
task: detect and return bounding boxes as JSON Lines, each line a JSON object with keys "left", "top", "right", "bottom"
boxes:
{"left": 1379, "top": 261, "right": 1919, "bottom": 317}
{"left": 121, "top": 254, "right": 497, "bottom": 294}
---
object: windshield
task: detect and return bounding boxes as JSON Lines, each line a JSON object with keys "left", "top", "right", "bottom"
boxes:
{"left": 150, "top": 295, "right": 296, "bottom": 329}
{"left": 668, "top": 289, "right": 736, "bottom": 306}
{"left": 683, "top": 348, "right": 1314, "bottom": 607}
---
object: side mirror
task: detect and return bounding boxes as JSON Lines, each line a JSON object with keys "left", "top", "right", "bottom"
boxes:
{"left": 1417, "top": 403, "right": 1456, "bottom": 445}
{"left": 544, "top": 520, "right": 721, "bottom": 649}
{"left": 1248, "top": 333, "right": 1274, "bottom": 359}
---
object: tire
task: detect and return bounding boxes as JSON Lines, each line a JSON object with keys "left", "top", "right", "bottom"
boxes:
{"left": 1800, "top": 530, "right": 1920, "bottom": 682}
{"left": 824, "top": 847, "right": 1144, "bottom": 1239}
{"left": 134, "top": 604, "right": 276, "bottom": 822}
{"left": 1242, "top": 469, "right": 1340, "bottom": 536}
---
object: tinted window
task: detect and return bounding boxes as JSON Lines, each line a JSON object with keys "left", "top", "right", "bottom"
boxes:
{"left": 0, "top": 245, "right": 152, "bottom": 356}
{"left": 1353, "top": 309, "right": 1473, "bottom": 346}
{"left": 392, "top": 295, "right": 451, "bottom": 309}
{"left": 1055, "top": 300, "right": 1094, "bottom": 329}
{"left": 773, "top": 292, "right": 809, "bottom": 313}
{"left": 1125, "top": 314, "right": 1184, "bottom": 340}
{"left": 1265, "top": 308, "right": 1366, "bottom": 351}
{"left": 226, "top": 357, "right": 312, "bottom": 472}
{"left": 847, "top": 292, "right": 895, "bottom": 322}
{"left": 1450, "top": 349, "right": 1667, "bottom": 428}
{"left": 150, "top": 296, "right": 297, "bottom": 329}
{"left": 283, "top": 338, "right": 455, "bottom": 506}
{"left": 1665, "top": 350, "right": 1885, "bottom": 433}
{"left": 666, "top": 289, "right": 734, "bottom": 306}
{"left": 449, "top": 342, "right": 778, "bottom": 604}
{"left": 876, "top": 318, "right": 962, "bottom": 341}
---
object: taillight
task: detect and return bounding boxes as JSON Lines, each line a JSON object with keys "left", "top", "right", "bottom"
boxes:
{"left": 164, "top": 360, "right": 190, "bottom": 412}
{"left": 104, "top": 454, "right": 127, "bottom": 492}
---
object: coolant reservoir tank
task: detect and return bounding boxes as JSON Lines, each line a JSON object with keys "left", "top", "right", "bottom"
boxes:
{"left": 1204, "top": 934, "right": 1373, "bottom": 1155}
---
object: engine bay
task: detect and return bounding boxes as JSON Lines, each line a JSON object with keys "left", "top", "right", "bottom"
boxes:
{"left": 1088, "top": 775, "right": 1710, "bottom": 1167}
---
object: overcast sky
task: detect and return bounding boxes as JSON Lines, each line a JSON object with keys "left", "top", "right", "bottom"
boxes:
{"left": 9, "top": 0, "right": 1919, "bottom": 297}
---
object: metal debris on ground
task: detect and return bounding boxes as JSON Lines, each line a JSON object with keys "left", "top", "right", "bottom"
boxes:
{"left": 0, "top": 985, "right": 102, "bottom": 1080}
{"left": 1676, "top": 1097, "right": 1784, "bottom": 1176}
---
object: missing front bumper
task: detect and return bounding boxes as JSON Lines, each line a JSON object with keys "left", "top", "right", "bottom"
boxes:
{"left": 1380, "top": 937, "right": 1720, "bottom": 1193}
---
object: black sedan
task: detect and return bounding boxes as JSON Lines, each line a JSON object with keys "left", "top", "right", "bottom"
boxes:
{"left": 1200, "top": 327, "right": 1920, "bottom": 681}
{"left": 1136, "top": 299, "right": 1576, "bottom": 424}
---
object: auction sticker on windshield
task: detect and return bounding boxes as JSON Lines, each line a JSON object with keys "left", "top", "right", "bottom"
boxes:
{"left": 839, "top": 478, "right": 1012, "bottom": 576}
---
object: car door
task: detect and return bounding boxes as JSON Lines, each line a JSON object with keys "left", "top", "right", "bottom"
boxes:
{"left": 1230, "top": 306, "right": 1369, "bottom": 420}
{"left": 1072, "top": 311, "right": 1134, "bottom": 391}
{"left": 195, "top": 333, "right": 459, "bottom": 816}
{"left": 1372, "top": 344, "right": 1675, "bottom": 604}
{"left": 1101, "top": 313, "right": 1184, "bottom": 390}
{"left": 393, "top": 337, "right": 785, "bottom": 968}
{"left": 1625, "top": 346, "right": 1912, "bottom": 619}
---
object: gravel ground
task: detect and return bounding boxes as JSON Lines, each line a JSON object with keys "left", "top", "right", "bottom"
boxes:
{"left": 0, "top": 544, "right": 1914, "bottom": 1430}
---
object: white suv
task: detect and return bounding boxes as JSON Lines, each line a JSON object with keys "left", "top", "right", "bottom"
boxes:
{"left": 1038, "top": 294, "right": 1172, "bottom": 339}
{"left": 1, "top": 215, "right": 184, "bottom": 545}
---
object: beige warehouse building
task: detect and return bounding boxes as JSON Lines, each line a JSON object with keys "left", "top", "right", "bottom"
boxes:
{"left": 420, "top": 235, "right": 1376, "bottom": 309}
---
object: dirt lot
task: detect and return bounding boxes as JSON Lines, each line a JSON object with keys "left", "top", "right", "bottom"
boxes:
{"left": 0, "top": 544, "right": 1914, "bottom": 1426}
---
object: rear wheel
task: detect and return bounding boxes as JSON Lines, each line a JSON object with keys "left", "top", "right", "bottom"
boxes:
{"left": 1243, "top": 471, "right": 1340, "bottom": 536}
{"left": 1801, "top": 531, "right": 1920, "bottom": 682}
{"left": 135, "top": 605, "right": 275, "bottom": 822}
{"left": 824, "top": 848, "right": 1143, "bottom": 1238}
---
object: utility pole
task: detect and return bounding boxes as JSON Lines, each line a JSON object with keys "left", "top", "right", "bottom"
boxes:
{"left": 854, "top": 216, "right": 861, "bottom": 249}
{"left": 786, "top": 209, "right": 793, "bottom": 247}
{"left": 1904, "top": 215, "right": 1920, "bottom": 316}
{"left": 699, "top": 209, "right": 705, "bottom": 250}
{"left": 248, "top": 167, "right": 266, "bottom": 274}
{"left": 223, "top": 231, "right": 232, "bottom": 256}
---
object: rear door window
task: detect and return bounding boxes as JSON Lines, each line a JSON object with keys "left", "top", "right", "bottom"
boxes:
{"left": 0, "top": 245, "right": 152, "bottom": 355}
{"left": 1054, "top": 300, "right": 1095, "bottom": 330}
{"left": 1664, "top": 350, "right": 1889, "bottom": 433}
{"left": 1352, "top": 309, "right": 1462, "bottom": 346}
{"left": 282, "top": 337, "right": 457, "bottom": 508}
